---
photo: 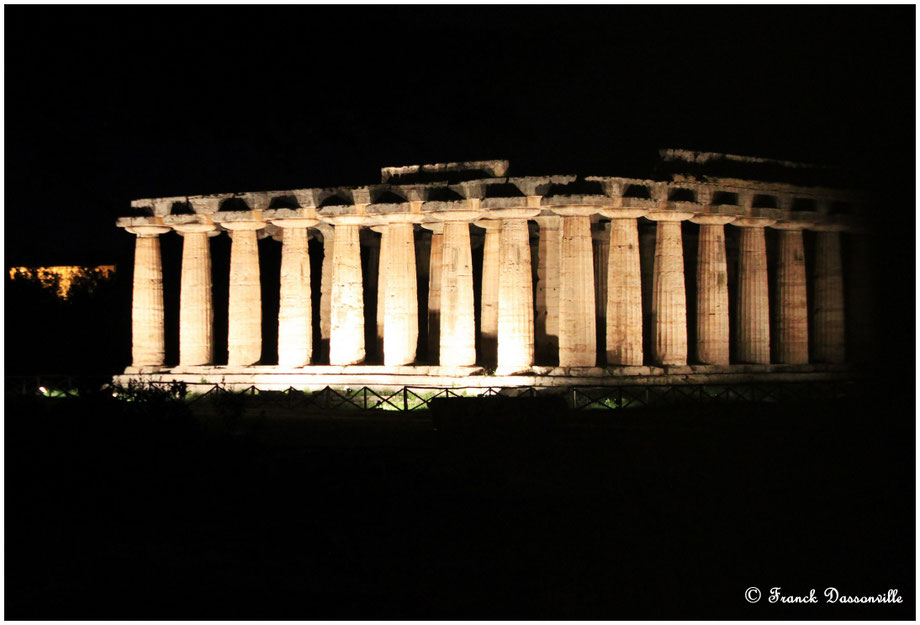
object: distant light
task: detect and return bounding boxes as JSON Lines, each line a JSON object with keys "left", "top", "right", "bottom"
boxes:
{"left": 8, "top": 265, "right": 116, "bottom": 299}
{"left": 38, "top": 386, "right": 48, "bottom": 395}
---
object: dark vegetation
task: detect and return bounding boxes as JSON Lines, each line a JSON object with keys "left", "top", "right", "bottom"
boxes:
{"left": 5, "top": 388, "right": 914, "bottom": 619}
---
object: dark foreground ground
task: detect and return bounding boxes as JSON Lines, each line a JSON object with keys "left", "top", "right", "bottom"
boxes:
{"left": 6, "top": 390, "right": 915, "bottom": 620}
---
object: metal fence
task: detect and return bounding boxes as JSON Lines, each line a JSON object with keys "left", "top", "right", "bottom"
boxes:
{"left": 6, "top": 375, "right": 865, "bottom": 412}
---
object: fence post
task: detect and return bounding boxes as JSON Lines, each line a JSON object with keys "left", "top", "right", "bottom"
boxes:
{"left": 403, "top": 386, "right": 408, "bottom": 411}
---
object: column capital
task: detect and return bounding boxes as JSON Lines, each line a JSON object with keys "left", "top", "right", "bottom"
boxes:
{"left": 599, "top": 207, "right": 649, "bottom": 220}
{"left": 473, "top": 219, "right": 503, "bottom": 230}
{"left": 420, "top": 222, "right": 444, "bottom": 233}
{"left": 125, "top": 225, "right": 171, "bottom": 237}
{"left": 427, "top": 209, "right": 484, "bottom": 222}
{"left": 487, "top": 207, "right": 541, "bottom": 220}
{"left": 264, "top": 207, "right": 320, "bottom": 223}
{"left": 548, "top": 205, "right": 602, "bottom": 217}
{"left": 690, "top": 215, "right": 736, "bottom": 226}
{"left": 645, "top": 210, "right": 694, "bottom": 222}
{"left": 770, "top": 220, "right": 814, "bottom": 231}
{"left": 730, "top": 217, "right": 776, "bottom": 228}
{"left": 268, "top": 218, "right": 320, "bottom": 229}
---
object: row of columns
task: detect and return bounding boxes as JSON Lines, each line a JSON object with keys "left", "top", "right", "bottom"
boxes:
{"left": 127, "top": 212, "right": 847, "bottom": 371}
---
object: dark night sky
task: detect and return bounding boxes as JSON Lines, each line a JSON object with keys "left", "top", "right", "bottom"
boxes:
{"left": 5, "top": 6, "right": 915, "bottom": 267}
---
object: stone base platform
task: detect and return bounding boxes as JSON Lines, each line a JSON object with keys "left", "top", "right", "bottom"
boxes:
{"left": 114, "top": 363, "right": 853, "bottom": 393}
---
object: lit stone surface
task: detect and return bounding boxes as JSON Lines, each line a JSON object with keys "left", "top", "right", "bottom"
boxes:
{"left": 649, "top": 216, "right": 689, "bottom": 366}
{"left": 175, "top": 225, "right": 215, "bottom": 366}
{"left": 605, "top": 218, "right": 644, "bottom": 365}
{"left": 128, "top": 226, "right": 169, "bottom": 367}
{"left": 276, "top": 225, "right": 313, "bottom": 367}
{"left": 773, "top": 228, "right": 809, "bottom": 364}
{"left": 439, "top": 221, "right": 476, "bottom": 367}
{"left": 557, "top": 214, "right": 596, "bottom": 367}
{"left": 225, "top": 222, "right": 264, "bottom": 366}
{"left": 475, "top": 220, "right": 502, "bottom": 367}
{"left": 317, "top": 224, "right": 334, "bottom": 343}
{"left": 534, "top": 216, "right": 562, "bottom": 364}
{"left": 813, "top": 230, "right": 845, "bottom": 363}
{"left": 382, "top": 223, "right": 418, "bottom": 366}
{"left": 424, "top": 224, "right": 444, "bottom": 363}
{"left": 497, "top": 216, "right": 536, "bottom": 370}
{"left": 329, "top": 223, "right": 365, "bottom": 365}
{"left": 692, "top": 218, "right": 733, "bottom": 365}
{"left": 374, "top": 226, "right": 389, "bottom": 361}
{"left": 733, "top": 222, "right": 771, "bottom": 364}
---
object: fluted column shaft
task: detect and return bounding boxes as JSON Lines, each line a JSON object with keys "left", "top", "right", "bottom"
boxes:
{"left": 773, "top": 228, "right": 808, "bottom": 364}
{"left": 693, "top": 220, "right": 732, "bottom": 365}
{"left": 606, "top": 218, "right": 644, "bottom": 365}
{"left": 277, "top": 225, "right": 313, "bottom": 367}
{"left": 593, "top": 226, "right": 609, "bottom": 362}
{"left": 375, "top": 226, "right": 389, "bottom": 361}
{"left": 733, "top": 223, "right": 771, "bottom": 364}
{"left": 226, "top": 224, "right": 263, "bottom": 366}
{"left": 477, "top": 221, "right": 501, "bottom": 367}
{"left": 439, "top": 220, "right": 476, "bottom": 367}
{"left": 534, "top": 216, "right": 562, "bottom": 364}
{"left": 813, "top": 230, "right": 845, "bottom": 363}
{"left": 497, "top": 218, "right": 535, "bottom": 369}
{"left": 426, "top": 227, "right": 443, "bottom": 363}
{"left": 318, "top": 225, "right": 334, "bottom": 343}
{"left": 129, "top": 227, "right": 169, "bottom": 368}
{"left": 382, "top": 222, "right": 418, "bottom": 366}
{"left": 176, "top": 226, "right": 214, "bottom": 366}
{"left": 558, "top": 214, "right": 596, "bottom": 367}
{"left": 651, "top": 218, "right": 689, "bottom": 365}
{"left": 329, "top": 223, "right": 365, "bottom": 365}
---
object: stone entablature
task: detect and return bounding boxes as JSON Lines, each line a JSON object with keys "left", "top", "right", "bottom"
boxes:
{"left": 118, "top": 157, "right": 864, "bottom": 379}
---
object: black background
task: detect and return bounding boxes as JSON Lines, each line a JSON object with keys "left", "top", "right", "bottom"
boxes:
{"left": 5, "top": 5, "right": 916, "bottom": 621}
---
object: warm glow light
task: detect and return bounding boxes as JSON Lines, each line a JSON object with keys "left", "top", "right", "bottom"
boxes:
{"left": 8, "top": 265, "right": 115, "bottom": 299}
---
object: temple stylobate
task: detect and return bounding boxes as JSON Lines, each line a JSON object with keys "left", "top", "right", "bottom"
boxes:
{"left": 115, "top": 152, "right": 869, "bottom": 391}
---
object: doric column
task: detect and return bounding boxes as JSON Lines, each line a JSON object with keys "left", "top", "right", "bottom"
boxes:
{"left": 771, "top": 222, "right": 810, "bottom": 364}
{"left": 173, "top": 223, "right": 217, "bottom": 367}
{"left": 380, "top": 217, "right": 420, "bottom": 366}
{"left": 272, "top": 218, "right": 317, "bottom": 367}
{"left": 492, "top": 209, "right": 540, "bottom": 371}
{"left": 553, "top": 208, "right": 597, "bottom": 367}
{"left": 327, "top": 218, "right": 365, "bottom": 365}
{"left": 731, "top": 218, "right": 774, "bottom": 364}
{"left": 592, "top": 223, "right": 610, "bottom": 362}
{"left": 222, "top": 220, "right": 265, "bottom": 366}
{"left": 599, "top": 209, "right": 647, "bottom": 366}
{"left": 316, "top": 223, "right": 335, "bottom": 349}
{"left": 474, "top": 219, "right": 502, "bottom": 367}
{"left": 371, "top": 225, "right": 388, "bottom": 361}
{"left": 690, "top": 216, "right": 734, "bottom": 365}
{"left": 434, "top": 215, "right": 479, "bottom": 367}
{"left": 422, "top": 223, "right": 443, "bottom": 363}
{"left": 126, "top": 225, "right": 170, "bottom": 369}
{"left": 812, "top": 228, "right": 846, "bottom": 363}
{"left": 647, "top": 212, "right": 692, "bottom": 366}
{"left": 534, "top": 215, "right": 562, "bottom": 364}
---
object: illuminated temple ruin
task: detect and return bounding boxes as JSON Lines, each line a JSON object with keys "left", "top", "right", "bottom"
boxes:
{"left": 114, "top": 151, "right": 869, "bottom": 390}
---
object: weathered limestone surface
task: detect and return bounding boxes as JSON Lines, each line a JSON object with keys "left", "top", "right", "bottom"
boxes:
{"left": 226, "top": 223, "right": 263, "bottom": 366}
{"left": 382, "top": 223, "right": 418, "bottom": 366}
{"left": 476, "top": 220, "right": 501, "bottom": 367}
{"left": 129, "top": 227, "right": 169, "bottom": 367}
{"left": 534, "top": 216, "right": 562, "bottom": 364}
{"left": 318, "top": 225, "right": 334, "bottom": 343}
{"left": 650, "top": 218, "right": 688, "bottom": 365}
{"left": 329, "top": 223, "right": 365, "bottom": 365}
{"left": 497, "top": 218, "right": 535, "bottom": 370}
{"left": 557, "top": 214, "right": 596, "bottom": 367}
{"left": 425, "top": 225, "right": 443, "bottom": 363}
{"left": 439, "top": 221, "right": 476, "bottom": 367}
{"left": 277, "top": 225, "right": 313, "bottom": 367}
{"left": 375, "top": 226, "right": 389, "bottom": 361}
{"left": 734, "top": 223, "right": 770, "bottom": 364}
{"left": 813, "top": 230, "right": 845, "bottom": 363}
{"left": 693, "top": 220, "right": 732, "bottom": 365}
{"left": 774, "top": 228, "right": 808, "bottom": 364}
{"left": 176, "top": 226, "right": 214, "bottom": 366}
{"left": 606, "top": 218, "right": 644, "bottom": 365}
{"left": 593, "top": 225, "right": 610, "bottom": 362}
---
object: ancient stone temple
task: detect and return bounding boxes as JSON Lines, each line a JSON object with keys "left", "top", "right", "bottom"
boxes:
{"left": 114, "top": 151, "right": 869, "bottom": 391}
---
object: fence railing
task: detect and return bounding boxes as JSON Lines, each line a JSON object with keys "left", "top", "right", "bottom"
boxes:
{"left": 6, "top": 375, "right": 865, "bottom": 412}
